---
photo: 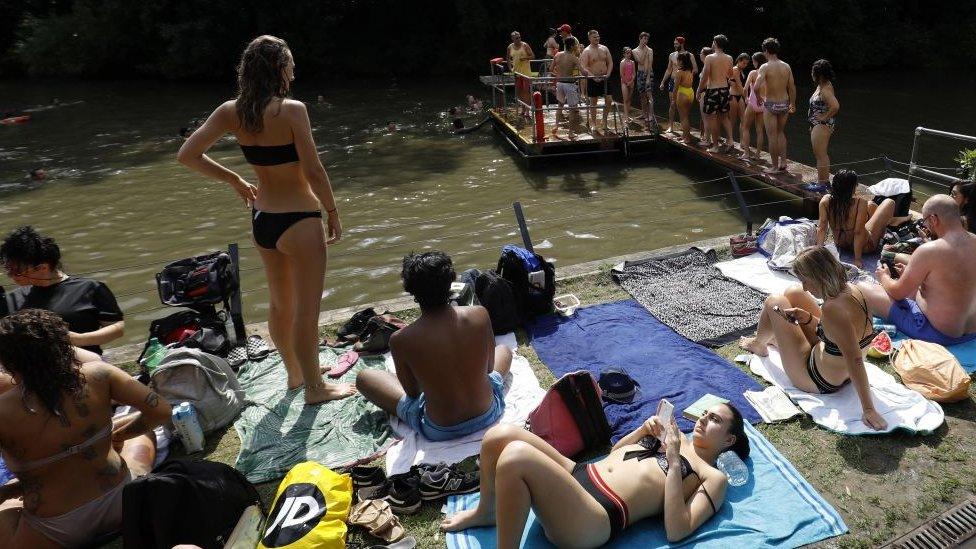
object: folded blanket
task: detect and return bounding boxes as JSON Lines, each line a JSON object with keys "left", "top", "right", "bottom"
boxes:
{"left": 384, "top": 333, "right": 546, "bottom": 476}
{"left": 444, "top": 422, "right": 847, "bottom": 549}
{"left": 233, "top": 348, "right": 397, "bottom": 483}
{"left": 528, "top": 300, "right": 762, "bottom": 439}
{"left": 749, "top": 346, "right": 944, "bottom": 435}
{"left": 612, "top": 248, "right": 767, "bottom": 347}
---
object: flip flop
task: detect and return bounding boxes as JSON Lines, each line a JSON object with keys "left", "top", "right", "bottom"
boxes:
{"left": 246, "top": 335, "right": 272, "bottom": 361}
{"left": 327, "top": 350, "right": 359, "bottom": 378}
{"left": 370, "top": 513, "right": 406, "bottom": 543}
{"left": 349, "top": 499, "right": 386, "bottom": 528}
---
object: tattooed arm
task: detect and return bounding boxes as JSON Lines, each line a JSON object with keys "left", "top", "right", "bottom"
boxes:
{"left": 99, "top": 363, "right": 172, "bottom": 443}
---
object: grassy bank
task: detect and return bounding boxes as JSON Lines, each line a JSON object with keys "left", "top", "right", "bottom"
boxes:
{"left": 111, "top": 257, "right": 976, "bottom": 549}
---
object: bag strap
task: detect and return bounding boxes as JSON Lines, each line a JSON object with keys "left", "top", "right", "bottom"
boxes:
{"left": 555, "top": 373, "right": 600, "bottom": 448}
{"left": 575, "top": 375, "right": 612, "bottom": 443}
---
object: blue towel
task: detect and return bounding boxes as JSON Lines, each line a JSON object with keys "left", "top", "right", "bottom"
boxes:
{"left": 0, "top": 456, "right": 12, "bottom": 485}
{"left": 444, "top": 422, "right": 848, "bottom": 549}
{"left": 528, "top": 300, "right": 762, "bottom": 439}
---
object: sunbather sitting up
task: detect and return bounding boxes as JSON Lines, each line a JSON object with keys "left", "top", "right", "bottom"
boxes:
{"left": 356, "top": 251, "right": 512, "bottom": 442}
{"left": 440, "top": 404, "right": 749, "bottom": 547}
{"left": 739, "top": 246, "right": 888, "bottom": 431}
{"left": 857, "top": 194, "right": 976, "bottom": 346}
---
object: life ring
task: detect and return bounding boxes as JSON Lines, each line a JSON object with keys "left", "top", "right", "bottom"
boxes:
{"left": 0, "top": 115, "right": 30, "bottom": 125}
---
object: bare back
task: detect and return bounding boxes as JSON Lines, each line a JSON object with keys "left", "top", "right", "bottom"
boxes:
{"left": 552, "top": 51, "right": 579, "bottom": 79}
{"left": 913, "top": 233, "right": 976, "bottom": 335}
{"left": 390, "top": 306, "right": 496, "bottom": 426}
{"left": 704, "top": 52, "right": 733, "bottom": 89}
{"left": 760, "top": 59, "right": 793, "bottom": 101}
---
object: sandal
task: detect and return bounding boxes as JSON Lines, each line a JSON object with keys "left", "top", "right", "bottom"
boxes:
{"left": 349, "top": 499, "right": 387, "bottom": 528}
{"left": 370, "top": 513, "right": 406, "bottom": 543}
{"left": 327, "top": 350, "right": 359, "bottom": 378}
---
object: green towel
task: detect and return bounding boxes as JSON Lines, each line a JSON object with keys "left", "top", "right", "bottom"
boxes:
{"left": 233, "top": 347, "right": 396, "bottom": 483}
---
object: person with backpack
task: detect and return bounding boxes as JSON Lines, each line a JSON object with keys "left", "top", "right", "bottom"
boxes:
{"left": 0, "top": 309, "right": 171, "bottom": 548}
{"left": 355, "top": 251, "right": 512, "bottom": 442}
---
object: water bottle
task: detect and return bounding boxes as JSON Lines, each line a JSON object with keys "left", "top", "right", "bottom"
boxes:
{"left": 872, "top": 319, "right": 897, "bottom": 336}
{"left": 140, "top": 338, "right": 167, "bottom": 373}
{"left": 171, "top": 402, "right": 205, "bottom": 453}
{"left": 717, "top": 451, "right": 749, "bottom": 487}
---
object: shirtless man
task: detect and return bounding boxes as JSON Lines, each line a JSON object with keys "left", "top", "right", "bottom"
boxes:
{"left": 632, "top": 32, "right": 655, "bottom": 130}
{"left": 580, "top": 29, "right": 614, "bottom": 134}
{"left": 698, "top": 35, "right": 734, "bottom": 153}
{"left": 551, "top": 37, "right": 582, "bottom": 140}
{"left": 660, "top": 36, "right": 697, "bottom": 133}
{"left": 754, "top": 37, "right": 795, "bottom": 173}
{"left": 507, "top": 31, "right": 535, "bottom": 118}
{"left": 858, "top": 195, "right": 976, "bottom": 346}
{"left": 356, "top": 251, "right": 513, "bottom": 442}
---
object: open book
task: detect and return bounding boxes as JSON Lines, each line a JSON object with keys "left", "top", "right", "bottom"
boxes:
{"left": 682, "top": 394, "right": 730, "bottom": 421}
{"left": 744, "top": 386, "right": 803, "bottom": 423}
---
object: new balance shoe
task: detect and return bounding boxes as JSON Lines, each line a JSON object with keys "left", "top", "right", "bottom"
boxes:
{"left": 417, "top": 463, "right": 479, "bottom": 501}
{"left": 351, "top": 465, "right": 388, "bottom": 501}
{"left": 384, "top": 473, "right": 422, "bottom": 515}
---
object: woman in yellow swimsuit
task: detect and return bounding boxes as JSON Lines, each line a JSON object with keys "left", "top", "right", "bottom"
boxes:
{"left": 674, "top": 51, "right": 695, "bottom": 143}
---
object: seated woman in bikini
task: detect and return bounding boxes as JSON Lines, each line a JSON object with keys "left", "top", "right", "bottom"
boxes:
{"left": 815, "top": 169, "right": 897, "bottom": 269}
{"left": 0, "top": 309, "right": 171, "bottom": 548}
{"left": 739, "top": 246, "right": 888, "bottom": 431}
{"left": 440, "top": 402, "right": 750, "bottom": 547}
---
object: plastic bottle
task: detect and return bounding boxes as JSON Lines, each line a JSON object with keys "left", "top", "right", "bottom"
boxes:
{"left": 141, "top": 338, "right": 167, "bottom": 372}
{"left": 717, "top": 451, "right": 749, "bottom": 487}
{"left": 171, "top": 402, "right": 205, "bottom": 453}
{"left": 872, "top": 319, "right": 897, "bottom": 336}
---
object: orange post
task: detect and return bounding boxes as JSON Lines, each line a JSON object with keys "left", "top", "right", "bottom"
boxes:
{"left": 533, "top": 91, "right": 545, "bottom": 143}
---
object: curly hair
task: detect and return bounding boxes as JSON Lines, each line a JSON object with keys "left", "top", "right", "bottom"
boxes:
{"left": 401, "top": 251, "right": 455, "bottom": 309}
{"left": 0, "top": 309, "right": 84, "bottom": 419}
{"left": 0, "top": 225, "right": 61, "bottom": 271}
{"left": 235, "top": 35, "right": 292, "bottom": 134}
{"left": 812, "top": 59, "right": 835, "bottom": 83}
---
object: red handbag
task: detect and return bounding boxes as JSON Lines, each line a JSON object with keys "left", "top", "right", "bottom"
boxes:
{"left": 527, "top": 371, "right": 611, "bottom": 457}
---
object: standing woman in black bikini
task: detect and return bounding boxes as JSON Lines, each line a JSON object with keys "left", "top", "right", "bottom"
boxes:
{"left": 808, "top": 59, "right": 840, "bottom": 187}
{"left": 178, "top": 35, "right": 355, "bottom": 404}
{"left": 739, "top": 246, "right": 888, "bottom": 431}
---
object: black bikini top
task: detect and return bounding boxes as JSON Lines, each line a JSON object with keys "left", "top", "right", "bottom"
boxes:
{"left": 240, "top": 143, "right": 299, "bottom": 166}
{"left": 817, "top": 288, "right": 876, "bottom": 357}
{"left": 623, "top": 436, "right": 695, "bottom": 480}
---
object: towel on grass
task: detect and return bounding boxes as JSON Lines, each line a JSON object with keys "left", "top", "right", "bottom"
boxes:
{"left": 612, "top": 248, "right": 766, "bottom": 347}
{"left": 385, "top": 333, "right": 546, "bottom": 476}
{"left": 749, "top": 346, "right": 944, "bottom": 435}
{"left": 715, "top": 246, "right": 873, "bottom": 297}
{"left": 233, "top": 348, "right": 396, "bottom": 483}
{"left": 528, "top": 300, "right": 762, "bottom": 439}
{"left": 444, "top": 422, "right": 847, "bottom": 549}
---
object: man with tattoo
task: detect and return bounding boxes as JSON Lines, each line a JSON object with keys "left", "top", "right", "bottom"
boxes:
{"left": 0, "top": 309, "right": 171, "bottom": 548}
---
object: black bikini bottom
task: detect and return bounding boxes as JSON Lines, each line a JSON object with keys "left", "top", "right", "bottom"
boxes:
{"left": 571, "top": 462, "right": 626, "bottom": 541}
{"left": 251, "top": 209, "right": 322, "bottom": 250}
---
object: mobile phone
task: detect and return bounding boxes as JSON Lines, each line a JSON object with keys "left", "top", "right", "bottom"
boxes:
{"left": 881, "top": 257, "right": 900, "bottom": 279}
{"left": 772, "top": 305, "right": 799, "bottom": 324}
{"left": 656, "top": 399, "right": 675, "bottom": 441}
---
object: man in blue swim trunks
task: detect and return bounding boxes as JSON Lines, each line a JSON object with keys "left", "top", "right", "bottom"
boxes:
{"left": 859, "top": 195, "right": 976, "bottom": 346}
{"left": 356, "top": 251, "right": 512, "bottom": 442}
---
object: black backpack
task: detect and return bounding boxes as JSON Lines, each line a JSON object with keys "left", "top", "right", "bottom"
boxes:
{"left": 157, "top": 251, "right": 238, "bottom": 308}
{"left": 122, "top": 459, "right": 262, "bottom": 549}
{"left": 496, "top": 245, "right": 556, "bottom": 322}
{"left": 136, "top": 309, "right": 231, "bottom": 363}
{"left": 475, "top": 270, "right": 520, "bottom": 335}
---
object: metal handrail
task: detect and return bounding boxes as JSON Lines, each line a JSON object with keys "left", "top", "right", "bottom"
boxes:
{"left": 908, "top": 126, "right": 976, "bottom": 186}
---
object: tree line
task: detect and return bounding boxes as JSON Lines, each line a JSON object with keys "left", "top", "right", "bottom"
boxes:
{"left": 2, "top": 0, "right": 974, "bottom": 80}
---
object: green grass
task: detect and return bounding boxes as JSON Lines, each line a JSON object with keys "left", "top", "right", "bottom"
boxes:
{"left": 108, "top": 261, "right": 976, "bottom": 548}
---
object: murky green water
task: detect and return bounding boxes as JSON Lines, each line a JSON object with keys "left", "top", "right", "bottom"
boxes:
{"left": 1, "top": 72, "right": 974, "bottom": 348}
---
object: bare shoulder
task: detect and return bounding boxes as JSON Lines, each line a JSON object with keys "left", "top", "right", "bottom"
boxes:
{"left": 280, "top": 98, "right": 308, "bottom": 117}
{"left": 81, "top": 361, "right": 117, "bottom": 382}
{"left": 820, "top": 194, "right": 831, "bottom": 207}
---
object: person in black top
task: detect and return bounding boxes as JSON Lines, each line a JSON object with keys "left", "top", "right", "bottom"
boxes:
{"left": 1, "top": 226, "right": 124, "bottom": 354}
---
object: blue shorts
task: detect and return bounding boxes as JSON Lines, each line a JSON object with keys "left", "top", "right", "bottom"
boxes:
{"left": 888, "top": 299, "right": 976, "bottom": 347}
{"left": 396, "top": 371, "right": 505, "bottom": 442}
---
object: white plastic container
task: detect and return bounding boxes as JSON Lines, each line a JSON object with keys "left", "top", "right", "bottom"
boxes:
{"left": 171, "top": 401, "right": 205, "bottom": 453}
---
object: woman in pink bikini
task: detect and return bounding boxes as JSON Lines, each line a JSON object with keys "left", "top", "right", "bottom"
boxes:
{"left": 620, "top": 47, "right": 637, "bottom": 125}
{"left": 740, "top": 52, "right": 767, "bottom": 160}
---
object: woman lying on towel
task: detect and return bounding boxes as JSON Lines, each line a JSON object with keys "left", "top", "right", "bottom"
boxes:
{"left": 440, "top": 403, "right": 750, "bottom": 547}
{"left": 739, "top": 246, "right": 888, "bottom": 431}
{"left": 0, "top": 309, "right": 172, "bottom": 549}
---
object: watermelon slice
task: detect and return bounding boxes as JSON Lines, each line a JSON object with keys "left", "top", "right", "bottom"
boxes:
{"left": 867, "top": 331, "right": 893, "bottom": 359}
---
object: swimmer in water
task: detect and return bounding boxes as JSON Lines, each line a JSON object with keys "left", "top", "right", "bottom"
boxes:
{"left": 449, "top": 107, "right": 464, "bottom": 130}
{"left": 387, "top": 121, "right": 397, "bottom": 133}
{"left": 29, "top": 168, "right": 46, "bottom": 181}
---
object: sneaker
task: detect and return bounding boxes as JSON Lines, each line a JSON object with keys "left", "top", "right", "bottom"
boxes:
{"left": 337, "top": 307, "right": 377, "bottom": 341}
{"left": 417, "top": 463, "right": 480, "bottom": 501}
{"left": 384, "top": 473, "right": 422, "bottom": 514}
{"left": 351, "top": 465, "right": 387, "bottom": 500}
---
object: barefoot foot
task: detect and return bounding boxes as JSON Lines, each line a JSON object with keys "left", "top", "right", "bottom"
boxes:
{"left": 738, "top": 336, "right": 769, "bottom": 357}
{"left": 304, "top": 382, "right": 357, "bottom": 405}
{"left": 440, "top": 507, "right": 496, "bottom": 532}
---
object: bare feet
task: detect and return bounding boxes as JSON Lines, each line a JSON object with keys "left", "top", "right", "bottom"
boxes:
{"left": 440, "top": 507, "right": 496, "bottom": 532}
{"left": 707, "top": 146, "right": 722, "bottom": 153}
{"left": 762, "top": 166, "right": 780, "bottom": 175}
{"left": 304, "top": 381, "right": 356, "bottom": 405}
{"left": 738, "top": 336, "right": 769, "bottom": 357}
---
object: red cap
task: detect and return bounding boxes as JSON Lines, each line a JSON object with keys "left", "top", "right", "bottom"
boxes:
{"left": 676, "top": 36, "right": 685, "bottom": 44}
{"left": 558, "top": 24, "right": 572, "bottom": 33}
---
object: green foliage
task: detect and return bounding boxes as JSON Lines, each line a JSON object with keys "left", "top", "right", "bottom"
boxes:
{"left": 5, "top": 0, "right": 976, "bottom": 79}
{"left": 956, "top": 149, "right": 976, "bottom": 173}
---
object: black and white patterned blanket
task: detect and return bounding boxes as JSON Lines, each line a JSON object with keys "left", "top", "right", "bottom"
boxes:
{"left": 613, "top": 248, "right": 766, "bottom": 347}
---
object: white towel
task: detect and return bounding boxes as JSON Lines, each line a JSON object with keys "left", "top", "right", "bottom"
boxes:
{"left": 869, "top": 177, "right": 910, "bottom": 197}
{"left": 716, "top": 253, "right": 801, "bottom": 295}
{"left": 384, "top": 332, "right": 546, "bottom": 475}
{"left": 748, "top": 346, "right": 944, "bottom": 434}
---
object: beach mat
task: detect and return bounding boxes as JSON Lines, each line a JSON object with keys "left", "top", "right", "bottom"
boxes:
{"left": 233, "top": 348, "right": 396, "bottom": 483}
{"left": 612, "top": 248, "right": 766, "bottom": 348}
{"left": 444, "top": 422, "right": 847, "bottom": 549}
{"left": 528, "top": 300, "right": 762, "bottom": 440}
{"left": 749, "top": 346, "right": 944, "bottom": 435}
{"left": 384, "top": 333, "right": 546, "bottom": 476}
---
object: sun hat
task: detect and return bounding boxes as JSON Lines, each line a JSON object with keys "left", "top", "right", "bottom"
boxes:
{"left": 598, "top": 367, "right": 642, "bottom": 404}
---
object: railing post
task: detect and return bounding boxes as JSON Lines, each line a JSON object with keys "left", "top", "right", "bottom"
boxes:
{"left": 228, "top": 243, "right": 246, "bottom": 344}
{"left": 882, "top": 155, "right": 892, "bottom": 176}
{"left": 513, "top": 202, "right": 534, "bottom": 253}
{"left": 727, "top": 172, "right": 753, "bottom": 235}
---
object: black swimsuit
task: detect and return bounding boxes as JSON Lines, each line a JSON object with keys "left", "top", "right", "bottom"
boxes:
{"left": 240, "top": 143, "right": 322, "bottom": 250}
{"left": 808, "top": 289, "right": 876, "bottom": 393}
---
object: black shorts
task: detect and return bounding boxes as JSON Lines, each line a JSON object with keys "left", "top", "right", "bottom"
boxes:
{"left": 703, "top": 86, "right": 731, "bottom": 115}
{"left": 587, "top": 79, "right": 609, "bottom": 98}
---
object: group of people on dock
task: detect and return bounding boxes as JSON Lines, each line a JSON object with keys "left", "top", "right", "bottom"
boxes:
{"left": 1, "top": 31, "right": 975, "bottom": 549}
{"left": 506, "top": 27, "right": 840, "bottom": 186}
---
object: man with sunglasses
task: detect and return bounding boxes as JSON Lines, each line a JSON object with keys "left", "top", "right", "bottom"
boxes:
{"left": 1, "top": 226, "right": 124, "bottom": 354}
{"left": 858, "top": 195, "right": 976, "bottom": 346}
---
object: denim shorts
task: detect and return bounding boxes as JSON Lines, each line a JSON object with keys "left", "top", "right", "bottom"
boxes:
{"left": 396, "top": 371, "right": 506, "bottom": 442}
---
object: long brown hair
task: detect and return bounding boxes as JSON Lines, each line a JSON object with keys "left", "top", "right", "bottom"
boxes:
{"left": 792, "top": 246, "right": 848, "bottom": 299}
{"left": 235, "top": 35, "right": 291, "bottom": 133}
{"left": 827, "top": 169, "right": 858, "bottom": 231}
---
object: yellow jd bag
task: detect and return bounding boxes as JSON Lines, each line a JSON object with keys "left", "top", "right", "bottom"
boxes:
{"left": 258, "top": 462, "right": 352, "bottom": 549}
{"left": 893, "top": 339, "right": 971, "bottom": 403}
